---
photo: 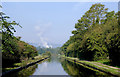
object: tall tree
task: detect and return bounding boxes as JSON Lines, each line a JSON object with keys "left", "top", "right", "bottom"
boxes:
{"left": 61, "top": 3, "right": 120, "bottom": 65}
{"left": 75, "top": 3, "right": 108, "bottom": 33}
{"left": 0, "top": 5, "right": 21, "bottom": 53}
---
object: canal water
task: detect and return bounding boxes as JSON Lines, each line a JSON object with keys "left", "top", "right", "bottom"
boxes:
{"left": 32, "top": 58, "right": 68, "bottom": 75}
{"left": 9, "top": 56, "right": 112, "bottom": 77}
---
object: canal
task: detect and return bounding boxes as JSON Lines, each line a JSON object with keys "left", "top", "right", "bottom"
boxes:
{"left": 9, "top": 56, "right": 113, "bottom": 77}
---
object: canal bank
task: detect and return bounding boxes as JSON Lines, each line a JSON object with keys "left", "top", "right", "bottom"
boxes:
{"left": 2, "top": 55, "right": 119, "bottom": 77}
{"left": 2, "top": 56, "right": 49, "bottom": 77}
{"left": 60, "top": 55, "right": 120, "bottom": 77}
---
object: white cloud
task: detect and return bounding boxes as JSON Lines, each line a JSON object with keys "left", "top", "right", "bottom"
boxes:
{"left": 34, "top": 22, "right": 52, "bottom": 32}
{"left": 34, "top": 22, "right": 53, "bottom": 48}
{"left": 40, "top": 37, "right": 49, "bottom": 48}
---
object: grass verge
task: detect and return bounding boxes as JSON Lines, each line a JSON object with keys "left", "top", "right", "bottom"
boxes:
{"left": 2, "top": 55, "right": 49, "bottom": 72}
{"left": 60, "top": 55, "right": 120, "bottom": 77}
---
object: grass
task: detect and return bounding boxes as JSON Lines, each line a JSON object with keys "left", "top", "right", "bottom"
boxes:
{"left": 2, "top": 55, "right": 49, "bottom": 72}
{"left": 94, "top": 59, "right": 110, "bottom": 64}
{"left": 61, "top": 55, "right": 120, "bottom": 76}
{"left": 14, "top": 55, "right": 47, "bottom": 67}
{"left": 93, "top": 59, "right": 120, "bottom": 68}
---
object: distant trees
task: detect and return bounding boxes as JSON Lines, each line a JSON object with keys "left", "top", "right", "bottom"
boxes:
{"left": 37, "top": 47, "right": 60, "bottom": 55}
{"left": 60, "top": 3, "right": 120, "bottom": 66}
{"left": 42, "top": 51, "right": 51, "bottom": 57}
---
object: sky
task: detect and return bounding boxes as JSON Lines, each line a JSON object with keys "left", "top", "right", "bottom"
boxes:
{"left": 2, "top": 2, "right": 118, "bottom": 47}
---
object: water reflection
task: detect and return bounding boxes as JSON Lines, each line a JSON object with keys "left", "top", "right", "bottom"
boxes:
{"left": 33, "top": 57, "right": 68, "bottom": 75}
{"left": 6, "top": 57, "right": 114, "bottom": 77}
{"left": 61, "top": 59, "right": 112, "bottom": 77}
{"left": 9, "top": 64, "right": 38, "bottom": 77}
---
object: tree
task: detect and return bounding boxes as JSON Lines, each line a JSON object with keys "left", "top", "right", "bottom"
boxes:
{"left": 75, "top": 3, "right": 108, "bottom": 33}
{"left": 61, "top": 3, "right": 120, "bottom": 65}
{"left": 0, "top": 5, "right": 22, "bottom": 53}
{"left": 1, "top": 5, "right": 38, "bottom": 67}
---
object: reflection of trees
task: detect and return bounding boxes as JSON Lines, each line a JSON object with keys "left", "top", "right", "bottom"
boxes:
{"left": 49, "top": 55, "right": 60, "bottom": 62}
{"left": 47, "top": 58, "right": 51, "bottom": 62}
{"left": 9, "top": 64, "right": 38, "bottom": 77}
{"left": 61, "top": 59, "right": 111, "bottom": 77}
{"left": 61, "top": 59, "right": 83, "bottom": 77}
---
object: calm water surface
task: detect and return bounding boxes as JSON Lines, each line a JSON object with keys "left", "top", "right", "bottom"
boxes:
{"left": 9, "top": 56, "right": 112, "bottom": 77}
{"left": 33, "top": 60, "right": 68, "bottom": 75}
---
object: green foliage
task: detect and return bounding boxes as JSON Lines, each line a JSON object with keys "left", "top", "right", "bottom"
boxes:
{"left": 37, "top": 46, "right": 60, "bottom": 55}
{"left": 1, "top": 5, "right": 38, "bottom": 67}
{"left": 42, "top": 51, "right": 51, "bottom": 57}
{"left": 0, "top": 5, "right": 21, "bottom": 54}
{"left": 17, "top": 40, "right": 38, "bottom": 60}
{"left": 61, "top": 3, "right": 120, "bottom": 66}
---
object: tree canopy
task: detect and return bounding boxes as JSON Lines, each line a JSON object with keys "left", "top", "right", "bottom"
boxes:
{"left": 60, "top": 3, "right": 120, "bottom": 66}
{"left": 1, "top": 5, "right": 38, "bottom": 67}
